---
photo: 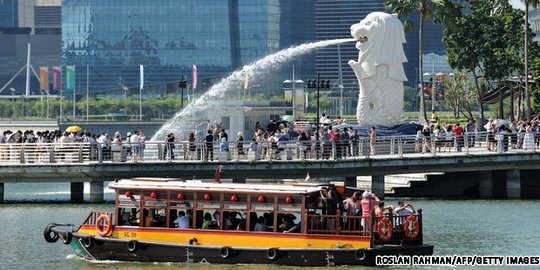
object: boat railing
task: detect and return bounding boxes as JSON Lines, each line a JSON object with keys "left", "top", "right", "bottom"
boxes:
{"left": 371, "top": 209, "right": 424, "bottom": 246}
{"left": 80, "top": 210, "right": 114, "bottom": 228}
{"left": 306, "top": 211, "right": 370, "bottom": 237}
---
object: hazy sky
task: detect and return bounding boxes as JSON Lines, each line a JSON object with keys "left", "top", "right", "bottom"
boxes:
{"left": 510, "top": 0, "right": 524, "bottom": 9}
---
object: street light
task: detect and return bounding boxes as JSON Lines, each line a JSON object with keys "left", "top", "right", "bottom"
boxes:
{"left": 306, "top": 74, "right": 330, "bottom": 143}
{"left": 9, "top": 87, "right": 15, "bottom": 102}
{"left": 178, "top": 75, "right": 187, "bottom": 110}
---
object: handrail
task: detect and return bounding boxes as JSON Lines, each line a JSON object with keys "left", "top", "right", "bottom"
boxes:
{"left": 0, "top": 131, "right": 537, "bottom": 164}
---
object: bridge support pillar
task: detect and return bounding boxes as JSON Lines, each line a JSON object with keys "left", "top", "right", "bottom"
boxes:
{"left": 90, "top": 180, "right": 104, "bottom": 203}
{"left": 371, "top": 175, "right": 385, "bottom": 199}
{"left": 344, "top": 176, "right": 357, "bottom": 188}
{"left": 0, "top": 182, "right": 4, "bottom": 203}
{"left": 232, "top": 178, "right": 246, "bottom": 183}
{"left": 478, "top": 171, "right": 493, "bottom": 198}
{"left": 70, "top": 182, "right": 84, "bottom": 203}
{"left": 506, "top": 169, "right": 521, "bottom": 199}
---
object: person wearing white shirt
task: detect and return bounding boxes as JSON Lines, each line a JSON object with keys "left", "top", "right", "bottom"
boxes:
{"left": 173, "top": 211, "right": 191, "bottom": 229}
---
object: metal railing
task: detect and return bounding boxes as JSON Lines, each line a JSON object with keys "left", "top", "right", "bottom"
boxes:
{"left": 0, "top": 131, "right": 538, "bottom": 164}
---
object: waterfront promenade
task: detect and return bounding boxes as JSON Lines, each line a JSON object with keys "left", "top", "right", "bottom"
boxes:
{"left": 0, "top": 132, "right": 538, "bottom": 202}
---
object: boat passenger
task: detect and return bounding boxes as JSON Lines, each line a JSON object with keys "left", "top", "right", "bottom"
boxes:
{"left": 254, "top": 216, "right": 267, "bottom": 231}
{"left": 395, "top": 201, "right": 415, "bottom": 227}
{"left": 278, "top": 215, "right": 296, "bottom": 232}
{"left": 360, "top": 191, "right": 380, "bottom": 230}
{"left": 284, "top": 221, "right": 301, "bottom": 233}
{"left": 343, "top": 191, "right": 362, "bottom": 216}
{"left": 173, "top": 211, "right": 191, "bottom": 229}
{"left": 374, "top": 202, "right": 393, "bottom": 218}
{"left": 201, "top": 213, "right": 213, "bottom": 229}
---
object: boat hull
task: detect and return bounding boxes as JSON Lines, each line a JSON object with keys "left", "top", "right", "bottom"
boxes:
{"left": 49, "top": 226, "right": 433, "bottom": 266}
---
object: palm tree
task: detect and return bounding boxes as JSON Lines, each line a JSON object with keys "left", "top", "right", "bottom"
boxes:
{"left": 385, "top": 0, "right": 460, "bottom": 123}
{"left": 521, "top": 0, "right": 539, "bottom": 119}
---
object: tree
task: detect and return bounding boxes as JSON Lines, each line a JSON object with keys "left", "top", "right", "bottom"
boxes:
{"left": 385, "top": 0, "right": 461, "bottom": 123}
{"left": 444, "top": 1, "right": 526, "bottom": 120}
{"left": 442, "top": 73, "right": 475, "bottom": 119}
{"left": 521, "top": 0, "right": 540, "bottom": 119}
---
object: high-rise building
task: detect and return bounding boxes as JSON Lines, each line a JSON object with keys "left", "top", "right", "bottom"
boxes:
{"left": 0, "top": 0, "right": 61, "bottom": 96}
{"left": 62, "top": 0, "right": 312, "bottom": 97}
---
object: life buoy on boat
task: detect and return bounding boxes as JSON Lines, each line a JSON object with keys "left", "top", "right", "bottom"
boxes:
{"left": 82, "top": 236, "right": 94, "bottom": 248}
{"left": 127, "top": 240, "right": 139, "bottom": 252}
{"left": 44, "top": 223, "right": 59, "bottom": 243}
{"left": 403, "top": 215, "right": 420, "bottom": 239}
{"left": 62, "top": 232, "right": 72, "bottom": 245}
{"left": 95, "top": 214, "right": 113, "bottom": 237}
{"left": 376, "top": 217, "right": 393, "bottom": 241}
{"left": 220, "top": 246, "right": 232, "bottom": 258}
{"left": 215, "top": 165, "right": 223, "bottom": 183}
{"left": 266, "top": 248, "right": 279, "bottom": 260}
{"left": 355, "top": 249, "right": 367, "bottom": 261}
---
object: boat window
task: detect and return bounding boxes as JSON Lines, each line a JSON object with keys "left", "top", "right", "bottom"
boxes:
{"left": 195, "top": 210, "right": 219, "bottom": 229}
{"left": 248, "top": 211, "right": 273, "bottom": 232}
{"left": 222, "top": 211, "right": 246, "bottom": 230}
{"left": 117, "top": 207, "right": 139, "bottom": 226}
{"left": 141, "top": 207, "right": 167, "bottom": 228}
{"left": 118, "top": 190, "right": 140, "bottom": 207}
{"left": 276, "top": 213, "right": 301, "bottom": 233}
{"left": 169, "top": 208, "right": 193, "bottom": 229}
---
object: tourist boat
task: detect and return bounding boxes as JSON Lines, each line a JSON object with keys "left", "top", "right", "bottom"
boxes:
{"left": 44, "top": 177, "right": 433, "bottom": 266}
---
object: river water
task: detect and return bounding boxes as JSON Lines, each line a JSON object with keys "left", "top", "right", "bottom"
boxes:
{"left": 1, "top": 183, "right": 539, "bottom": 270}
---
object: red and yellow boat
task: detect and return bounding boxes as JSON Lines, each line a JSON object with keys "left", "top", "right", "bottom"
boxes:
{"left": 44, "top": 177, "right": 433, "bottom": 266}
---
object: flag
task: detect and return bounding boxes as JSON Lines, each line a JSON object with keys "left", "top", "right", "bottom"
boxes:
{"left": 52, "top": 66, "right": 61, "bottom": 90}
{"left": 305, "top": 172, "right": 311, "bottom": 181}
{"left": 39, "top": 66, "right": 49, "bottom": 91}
{"left": 139, "top": 64, "right": 144, "bottom": 90}
{"left": 66, "top": 65, "right": 75, "bottom": 90}
{"left": 192, "top": 65, "right": 198, "bottom": 91}
{"left": 243, "top": 70, "right": 249, "bottom": 90}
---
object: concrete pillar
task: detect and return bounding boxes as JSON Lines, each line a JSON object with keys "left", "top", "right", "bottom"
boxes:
{"left": 344, "top": 176, "right": 357, "bottom": 188}
{"left": 70, "top": 182, "right": 84, "bottom": 203}
{"left": 0, "top": 182, "right": 4, "bottom": 203}
{"left": 371, "top": 175, "right": 385, "bottom": 199}
{"left": 90, "top": 180, "right": 104, "bottom": 203}
{"left": 506, "top": 169, "right": 521, "bottom": 199}
{"left": 232, "top": 178, "right": 246, "bottom": 183}
{"left": 478, "top": 171, "right": 493, "bottom": 198}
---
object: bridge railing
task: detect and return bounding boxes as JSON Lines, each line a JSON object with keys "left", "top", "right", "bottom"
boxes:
{"left": 0, "top": 131, "right": 537, "bottom": 164}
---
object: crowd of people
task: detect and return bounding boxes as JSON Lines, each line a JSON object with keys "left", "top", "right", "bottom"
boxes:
{"left": 415, "top": 113, "right": 540, "bottom": 154}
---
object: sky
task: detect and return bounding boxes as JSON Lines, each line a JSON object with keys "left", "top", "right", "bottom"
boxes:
{"left": 510, "top": 0, "right": 525, "bottom": 9}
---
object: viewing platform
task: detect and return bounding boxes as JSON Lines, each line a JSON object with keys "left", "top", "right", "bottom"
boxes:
{"left": 0, "top": 132, "right": 539, "bottom": 202}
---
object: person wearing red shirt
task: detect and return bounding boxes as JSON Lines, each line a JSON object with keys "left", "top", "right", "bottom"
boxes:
{"left": 453, "top": 123, "right": 464, "bottom": 152}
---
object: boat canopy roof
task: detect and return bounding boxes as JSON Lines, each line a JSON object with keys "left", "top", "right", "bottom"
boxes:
{"left": 109, "top": 177, "right": 331, "bottom": 195}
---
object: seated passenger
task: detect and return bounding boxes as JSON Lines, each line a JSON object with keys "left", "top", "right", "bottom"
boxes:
{"left": 201, "top": 212, "right": 214, "bottom": 229}
{"left": 284, "top": 221, "right": 301, "bottom": 233}
{"left": 254, "top": 216, "right": 267, "bottom": 232}
{"left": 173, "top": 210, "right": 191, "bottom": 229}
{"left": 278, "top": 215, "right": 295, "bottom": 232}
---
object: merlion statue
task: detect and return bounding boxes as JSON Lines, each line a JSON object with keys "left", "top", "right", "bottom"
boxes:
{"left": 348, "top": 12, "right": 407, "bottom": 126}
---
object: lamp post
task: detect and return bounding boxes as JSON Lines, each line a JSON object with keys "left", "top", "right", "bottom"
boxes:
{"left": 307, "top": 73, "right": 330, "bottom": 142}
{"left": 178, "top": 75, "right": 187, "bottom": 110}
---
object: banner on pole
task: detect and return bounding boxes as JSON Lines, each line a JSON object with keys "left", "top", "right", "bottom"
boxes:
{"left": 140, "top": 64, "right": 144, "bottom": 90}
{"left": 39, "top": 66, "right": 49, "bottom": 91}
{"left": 66, "top": 65, "right": 75, "bottom": 90}
{"left": 192, "top": 65, "right": 198, "bottom": 91}
{"left": 243, "top": 70, "right": 249, "bottom": 90}
{"left": 53, "top": 66, "right": 61, "bottom": 90}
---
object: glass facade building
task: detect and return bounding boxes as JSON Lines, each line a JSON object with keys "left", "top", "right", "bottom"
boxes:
{"left": 62, "top": 0, "right": 297, "bottom": 96}
{"left": 0, "top": 0, "right": 17, "bottom": 27}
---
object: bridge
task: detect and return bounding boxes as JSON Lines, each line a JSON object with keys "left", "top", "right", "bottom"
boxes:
{"left": 0, "top": 132, "right": 538, "bottom": 202}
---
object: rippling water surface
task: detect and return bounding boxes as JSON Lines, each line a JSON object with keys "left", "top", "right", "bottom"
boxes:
{"left": 1, "top": 183, "right": 539, "bottom": 270}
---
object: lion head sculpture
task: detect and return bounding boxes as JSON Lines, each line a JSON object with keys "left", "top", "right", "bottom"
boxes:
{"left": 349, "top": 12, "right": 407, "bottom": 81}
{"left": 348, "top": 12, "right": 408, "bottom": 127}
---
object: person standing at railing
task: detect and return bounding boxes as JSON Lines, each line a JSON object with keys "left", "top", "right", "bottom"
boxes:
{"left": 130, "top": 130, "right": 140, "bottom": 162}
{"left": 454, "top": 123, "right": 464, "bottom": 152}
{"left": 485, "top": 118, "right": 496, "bottom": 151}
{"left": 374, "top": 202, "right": 393, "bottom": 218}
{"left": 395, "top": 201, "right": 415, "bottom": 228}
{"left": 350, "top": 129, "right": 359, "bottom": 157}
{"left": 369, "top": 126, "right": 377, "bottom": 155}
{"left": 298, "top": 131, "right": 311, "bottom": 159}
{"left": 523, "top": 125, "right": 535, "bottom": 150}
{"left": 466, "top": 119, "right": 477, "bottom": 147}
{"left": 186, "top": 132, "right": 196, "bottom": 160}
{"left": 341, "top": 127, "right": 351, "bottom": 158}
{"left": 204, "top": 130, "right": 214, "bottom": 161}
{"left": 164, "top": 133, "right": 176, "bottom": 160}
{"left": 236, "top": 132, "right": 245, "bottom": 158}
{"left": 138, "top": 131, "right": 146, "bottom": 161}
{"left": 360, "top": 191, "right": 380, "bottom": 232}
